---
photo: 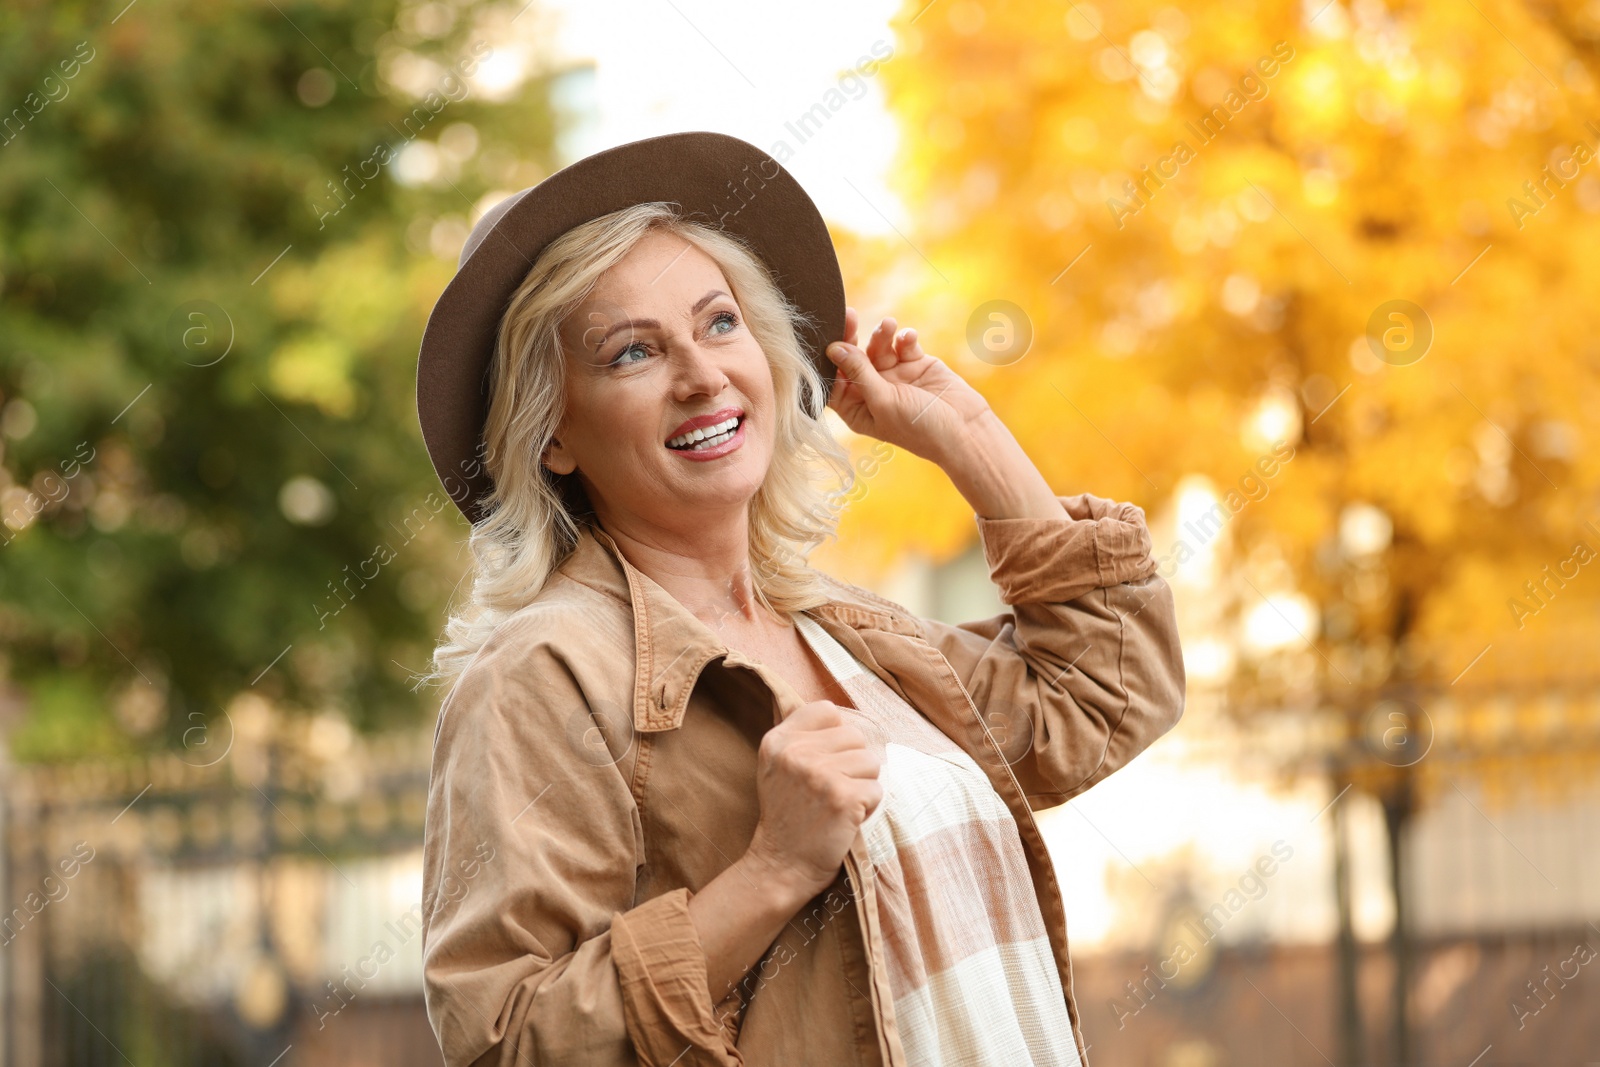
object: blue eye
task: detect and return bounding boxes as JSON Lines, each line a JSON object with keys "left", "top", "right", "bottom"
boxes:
{"left": 610, "top": 342, "right": 648, "bottom": 367}
{"left": 608, "top": 310, "right": 739, "bottom": 367}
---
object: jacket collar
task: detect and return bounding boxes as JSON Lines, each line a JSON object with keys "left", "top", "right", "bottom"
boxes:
{"left": 554, "top": 522, "right": 921, "bottom": 735}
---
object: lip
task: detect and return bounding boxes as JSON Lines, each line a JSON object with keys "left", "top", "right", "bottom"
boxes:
{"left": 665, "top": 406, "right": 744, "bottom": 444}
{"left": 667, "top": 415, "right": 746, "bottom": 462}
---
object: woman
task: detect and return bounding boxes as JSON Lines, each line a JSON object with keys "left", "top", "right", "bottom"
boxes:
{"left": 415, "top": 132, "right": 1185, "bottom": 1067}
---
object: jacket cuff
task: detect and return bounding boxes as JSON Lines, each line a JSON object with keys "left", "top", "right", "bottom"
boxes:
{"left": 976, "top": 492, "right": 1156, "bottom": 604}
{"left": 611, "top": 887, "right": 742, "bottom": 1065}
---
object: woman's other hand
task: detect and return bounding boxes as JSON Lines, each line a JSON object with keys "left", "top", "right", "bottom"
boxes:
{"left": 742, "top": 699, "right": 883, "bottom": 903}
{"left": 823, "top": 306, "right": 993, "bottom": 466}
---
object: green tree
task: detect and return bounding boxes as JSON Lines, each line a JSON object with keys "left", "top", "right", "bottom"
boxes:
{"left": 0, "top": 0, "right": 567, "bottom": 759}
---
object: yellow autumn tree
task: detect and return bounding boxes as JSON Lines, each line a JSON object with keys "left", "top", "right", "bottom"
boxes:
{"left": 823, "top": 0, "right": 1600, "bottom": 1058}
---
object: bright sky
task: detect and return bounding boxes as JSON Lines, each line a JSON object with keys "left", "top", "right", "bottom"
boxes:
{"left": 540, "top": 0, "right": 907, "bottom": 235}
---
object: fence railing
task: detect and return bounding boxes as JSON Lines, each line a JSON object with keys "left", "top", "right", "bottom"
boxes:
{"left": 1, "top": 703, "right": 434, "bottom": 1067}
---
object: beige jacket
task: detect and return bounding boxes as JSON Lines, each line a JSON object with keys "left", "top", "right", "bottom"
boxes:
{"left": 420, "top": 492, "right": 1186, "bottom": 1066}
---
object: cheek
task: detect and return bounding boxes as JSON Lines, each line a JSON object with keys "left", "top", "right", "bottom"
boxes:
{"left": 734, "top": 346, "right": 777, "bottom": 407}
{"left": 740, "top": 379, "right": 779, "bottom": 451}
{"left": 562, "top": 377, "right": 644, "bottom": 450}
{"left": 601, "top": 414, "right": 665, "bottom": 459}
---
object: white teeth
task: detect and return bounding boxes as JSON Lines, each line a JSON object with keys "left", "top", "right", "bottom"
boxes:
{"left": 667, "top": 416, "right": 740, "bottom": 450}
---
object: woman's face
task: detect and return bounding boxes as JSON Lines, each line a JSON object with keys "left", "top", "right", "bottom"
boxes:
{"left": 544, "top": 228, "right": 776, "bottom": 534}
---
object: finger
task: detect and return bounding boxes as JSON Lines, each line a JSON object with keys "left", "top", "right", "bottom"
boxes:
{"left": 826, "top": 340, "right": 894, "bottom": 408}
{"left": 790, "top": 701, "right": 845, "bottom": 726}
{"left": 894, "top": 327, "right": 923, "bottom": 361}
{"left": 868, "top": 317, "right": 898, "bottom": 370}
{"left": 860, "top": 317, "right": 884, "bottom": 365}
{"left": 802, "top": 728, "right": 871, "bottom": 757}
{"left": 826, "top": 379, "right": 874, "bottom": 436}
{"left": 862, "top": 781, "right": 885, "bottom": 816}
{"left": 831, "top": 748, "right": 883, "bottom": 780}
{"left": 844, "top": 306, "right": 860, "bottom": 347}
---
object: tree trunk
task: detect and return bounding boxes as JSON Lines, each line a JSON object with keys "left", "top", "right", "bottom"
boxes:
{"left": 1382, "top": 771, "right": 1415, "bottom": 1067}
{"left": 1332, "top": 774, "right": 1365, "bottom": 1066}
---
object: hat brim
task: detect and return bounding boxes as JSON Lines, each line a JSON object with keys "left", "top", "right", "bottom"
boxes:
{"left": 415, "top": 130, "right": 846, "bottom": 525}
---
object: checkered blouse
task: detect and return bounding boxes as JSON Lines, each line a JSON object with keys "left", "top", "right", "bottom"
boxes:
{"left": 793, "top": 612, "right": 1082, "bottom": 1067}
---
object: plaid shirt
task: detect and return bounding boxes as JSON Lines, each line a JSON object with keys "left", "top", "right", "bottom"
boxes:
{"left": 793, "top": 612, "right": 1081, "bottom": 1066}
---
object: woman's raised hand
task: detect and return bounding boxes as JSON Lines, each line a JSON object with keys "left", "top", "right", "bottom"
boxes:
{"left": 823, "top": 307, "right": 994, "bottom": 466}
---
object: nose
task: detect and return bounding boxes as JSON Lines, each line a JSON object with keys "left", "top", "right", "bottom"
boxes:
{"left": 669, "top": 335, "right": 729, "bottom": 400}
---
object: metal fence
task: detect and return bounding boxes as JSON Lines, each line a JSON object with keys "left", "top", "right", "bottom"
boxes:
{"left": 0, "top": 700, "right": 435, "bottom": 1067}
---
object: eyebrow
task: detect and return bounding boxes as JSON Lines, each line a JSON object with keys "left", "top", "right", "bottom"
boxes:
{"left": 592, "top": 290, "right": 731, "bottom": 348}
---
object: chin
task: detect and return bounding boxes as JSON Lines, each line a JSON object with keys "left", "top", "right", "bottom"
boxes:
{"left": 685, "top": 454, "right": 771, "bottom": 502}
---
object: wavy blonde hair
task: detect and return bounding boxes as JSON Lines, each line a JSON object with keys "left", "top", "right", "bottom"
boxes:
{"left": 423, "top": 201, "right": 858, "bottom": 687}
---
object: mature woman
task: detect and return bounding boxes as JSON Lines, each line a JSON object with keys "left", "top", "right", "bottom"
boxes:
{"left": 415, "top": 132, "right": 1185, "bottom": 1067}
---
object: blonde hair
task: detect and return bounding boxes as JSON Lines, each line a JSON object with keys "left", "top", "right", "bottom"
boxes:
{"left": 422, "top": 201, "right": 857, "bottom": 687}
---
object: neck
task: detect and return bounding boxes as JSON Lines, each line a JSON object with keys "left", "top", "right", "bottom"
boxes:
{"left": 595, "top": 508, "right": 776, "bottom": 633}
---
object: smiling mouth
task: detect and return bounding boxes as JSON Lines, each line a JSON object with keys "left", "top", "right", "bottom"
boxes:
{"left": 666, "top": 415, "right": 744, "bottom": 451}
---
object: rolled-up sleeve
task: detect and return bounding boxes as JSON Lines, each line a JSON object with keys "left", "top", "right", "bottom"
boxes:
{"left": 421, "top": 614, "right": 743, "bottom": 1067}
{"left": 917, "top": 492, "right": 1186, "bottom": 810}
{"left": 611, "top": 888, "right": 746, "bottom": 1063}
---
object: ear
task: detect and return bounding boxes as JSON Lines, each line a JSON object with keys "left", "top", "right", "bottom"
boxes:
{"left": 542, "top": 437, "right": 577, "bottom": 476}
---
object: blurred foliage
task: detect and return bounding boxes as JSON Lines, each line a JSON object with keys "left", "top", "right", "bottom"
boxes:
{"left": 834, "top": 0, "right": 1600, "bottom": 754}
{"left": 0, "top": 0, "right": 569, "bottom": 760}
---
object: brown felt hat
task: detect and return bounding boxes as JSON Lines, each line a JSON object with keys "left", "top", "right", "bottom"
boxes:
{"left": 415, "top": 130, "right": 847, "bottom": 525}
